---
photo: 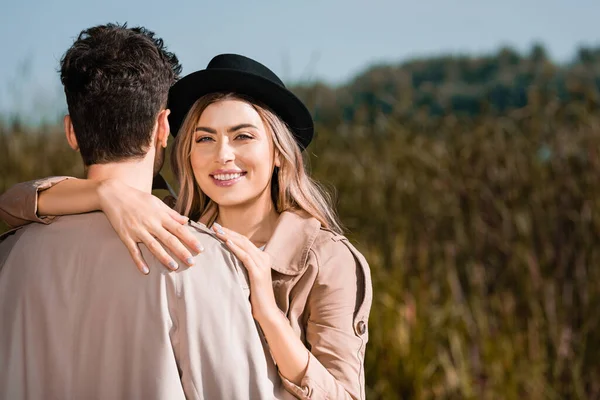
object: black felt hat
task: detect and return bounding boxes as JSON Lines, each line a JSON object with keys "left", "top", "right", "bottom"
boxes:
{"left": 167, "top": 53, "right": 314, "bottom": 150}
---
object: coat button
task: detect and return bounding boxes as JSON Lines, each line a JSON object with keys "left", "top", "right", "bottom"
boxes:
{"left": 357, "top": 320, "right": 367, "bottom": 335}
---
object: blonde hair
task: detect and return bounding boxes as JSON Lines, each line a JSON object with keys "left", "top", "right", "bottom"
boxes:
{"left": 171, "top": 92, "right": 342, "bottom": 233}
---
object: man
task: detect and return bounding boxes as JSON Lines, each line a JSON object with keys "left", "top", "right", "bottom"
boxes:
{"left": 0, "top": 23, "right": 276, "bottom": 399}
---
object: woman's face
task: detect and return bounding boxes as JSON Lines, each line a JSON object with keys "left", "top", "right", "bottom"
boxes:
{"left": 190, "top": 99, "right": 278, "bottom": 208}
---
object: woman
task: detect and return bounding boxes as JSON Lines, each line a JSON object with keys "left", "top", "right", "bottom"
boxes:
{"left": 0, "top": 54, "right": 372, "bottom": 400}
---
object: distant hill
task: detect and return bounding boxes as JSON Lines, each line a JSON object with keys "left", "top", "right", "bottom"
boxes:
{"left": 293, "top": 45, "right": 600, "bottom": 125}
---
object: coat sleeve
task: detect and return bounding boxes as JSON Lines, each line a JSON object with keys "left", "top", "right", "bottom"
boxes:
{"left": 0, "top": 177, "right": 73, "bottom": 228}
{"left": 280, "top": 239, "right": 372, "bottom": 400}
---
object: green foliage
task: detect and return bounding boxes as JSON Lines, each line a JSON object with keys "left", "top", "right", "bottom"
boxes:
{"left": 295, "top": 44, "right": 600, "bottom": 123}
{"left": 3, "top": 46, "right": 600, "bottom": 398}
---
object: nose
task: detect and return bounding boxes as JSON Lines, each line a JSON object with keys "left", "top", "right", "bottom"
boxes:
{"left": 215, "top": 138, "right": 235, "bottom": 165}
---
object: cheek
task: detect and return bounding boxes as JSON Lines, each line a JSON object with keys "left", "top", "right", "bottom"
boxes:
{"left": 249, "top": 142, "right": 275, "bottom": 172}
{"left": 190, "top": 152, "right": 207, "bottom": 179}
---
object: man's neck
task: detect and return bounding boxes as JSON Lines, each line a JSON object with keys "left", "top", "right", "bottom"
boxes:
{"left": 86, "top": 151, "right": 155, "bottom": 193}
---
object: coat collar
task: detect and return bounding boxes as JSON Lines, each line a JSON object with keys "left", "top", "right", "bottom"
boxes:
{"left": 197, "top": 208, "right": 321, "bottom": 276}
{"left": 264, "top": 211, "right": 321, "bottom": 276}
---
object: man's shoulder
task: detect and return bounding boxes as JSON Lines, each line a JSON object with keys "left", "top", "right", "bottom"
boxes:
{"left": 0, "top": 227, "right": 23, "bottom": 244}
{"left": 0, "top": 226, "right": 24, "bottom": 268}
{"left": 51, "top": 212, "right": 111, "bottom": 227}
{"left": 176, "top": 220, "right": 250, "bottom": 296}
{"left": 1, "top": 213, "right": 123, "bottom": 259}
{"left": 12, "top": 212, "right": 110, "bottom": 231}
{"left": 181, "top": 220, "right": 236, "bottom": 265}
{"left": 0, "top": 213, "right": 140, "bottom": 283}
{"left": 1, "top": 212, "right": 109, "bottom": 243}
{"left": 186, "top": 220, "right": 223, "bottom": 247}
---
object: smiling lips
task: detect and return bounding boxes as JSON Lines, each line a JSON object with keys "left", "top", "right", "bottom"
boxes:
{"left": 210, "top": 171, "right": 247, "bottom": 187}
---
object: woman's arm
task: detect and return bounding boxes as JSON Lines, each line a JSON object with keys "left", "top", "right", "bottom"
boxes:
{"left": 1, "top": 177, "right": 204, "bottom": 274}
{"left": 0, "top": 176, "right": 73, "bottom": 228}
{"left": 38, "top": 178, "right": 102, "bottom": 216}
{"left": 211, "top": 224, "right": 310, "bottom": 383}
{"left": 288, "top": 243, "right": 371, "bottom": 400}
{"left": 213, "top": 225, "right": 371, "bottom": 400}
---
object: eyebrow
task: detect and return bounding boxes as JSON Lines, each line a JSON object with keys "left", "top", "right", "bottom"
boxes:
{"left": 194, "top": 123, "right": 258, "bottom": 134}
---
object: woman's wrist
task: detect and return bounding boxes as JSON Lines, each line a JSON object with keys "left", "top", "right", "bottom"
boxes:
{"left": 255, "top": 303, "right": 287, "bottom": 328}
{"left": 97, "top": 178, "right": 122, "bottom": 211}
{"left": 255, "top": 303, "right": 311, "bottom": 386}
{"left": 38, "top": 178, "right": 103, "bottom": 216}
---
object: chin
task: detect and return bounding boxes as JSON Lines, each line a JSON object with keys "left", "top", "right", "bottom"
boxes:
{"left": 212, "top": 196, "right": 249, "bottom": 208}
{"left": 203, "top": 188, "right": 239, "bottom": 204}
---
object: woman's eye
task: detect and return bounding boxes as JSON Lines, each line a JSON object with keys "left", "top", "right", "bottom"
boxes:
{"left": 235, "top": 133, "right": 253, "bottom": 140}
{"left": 195, "top": 136, "right": 214, "bottom": 143}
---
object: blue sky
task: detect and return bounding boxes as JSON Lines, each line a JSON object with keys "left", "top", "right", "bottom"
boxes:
{"left": 1, "top": 0, "right": 599, "bottom": 122}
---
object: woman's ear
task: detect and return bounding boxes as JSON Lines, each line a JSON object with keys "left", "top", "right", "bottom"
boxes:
{"left": 64, "top": 115, "right": 79, "bottom": 151}
{"left": 274, "top": 149, "right": 281, "bottom": 168}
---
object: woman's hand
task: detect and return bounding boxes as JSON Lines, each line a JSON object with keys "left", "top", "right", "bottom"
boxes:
{"left": 212, "top": 223, "right": 279, "bottom": 323}
{"left": 98, "top": 179, "right": 204, "bottom": 274}
{"left": 213, "top": 222, "right": 311, "bottom": 385}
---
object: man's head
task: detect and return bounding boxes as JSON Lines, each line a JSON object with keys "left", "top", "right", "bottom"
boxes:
{"left": 60, "top": 23, "right": 181, "bottom": 171}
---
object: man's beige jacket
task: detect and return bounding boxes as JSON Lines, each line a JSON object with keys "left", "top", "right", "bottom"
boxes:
{"left": 0, "top": 212, "right": 278, "bottom": 400}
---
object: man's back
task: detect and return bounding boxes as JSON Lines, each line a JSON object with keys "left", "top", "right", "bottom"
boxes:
{"left": 0, "top": 213, "right": 276, "bottom": 400}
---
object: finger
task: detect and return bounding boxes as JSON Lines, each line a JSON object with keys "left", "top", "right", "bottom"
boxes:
{"left": 123, "top": 237, "right": 150, "bottom": 275}
{"left": 151, "top": 195, "right": 187, "bottom": 225}
{"left": 223, "top": 238, "right": 258, "bottom": 273}
{"left": 155, "top": 224, "right": 195, "bottom": 266}
{"left": 138, "top": 231, "right": 179, "bottom": 271}
{"left": 164, "top": 218, "right": 204, "bottom": 254}
{"left": 213, "top": 223, "right": 244, "bottom": 240}
{"left": 212, "top": 223, "right": 226, "bottom": 235}
{"left": 167, "top": 207, "right": 189, "bottom": 225}
{"left": 214, "top": 226, "right": 260, "bottom": 257}
{"left": 212, "top": 223, "right": 249, "bottom": 246}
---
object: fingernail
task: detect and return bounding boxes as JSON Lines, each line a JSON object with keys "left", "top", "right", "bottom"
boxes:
{"left": 213, "top": 222, "right": 225, "bottom": 235}
{"left": 187, "top": 257, "right": 194, "bottom": 266}
{"left": 169, "top": 261, "right": 179, "bottom": 270}
{"left": 142, "top": 264, "right": 150, "bottom": 274}
{"left": 195, "top": 243, "right": 204, "bottom": 252}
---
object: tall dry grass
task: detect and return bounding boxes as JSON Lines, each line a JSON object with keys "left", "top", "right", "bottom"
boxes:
{"left": 307, "top": 99, "right": 600, "bottom": 399}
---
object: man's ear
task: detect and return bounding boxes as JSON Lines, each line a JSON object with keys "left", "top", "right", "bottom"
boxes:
{"left": 64, "top": 115, "right": 79, "bottom": 151}
{"left": 156, "top": 109, "right": 171, "bottom": 148}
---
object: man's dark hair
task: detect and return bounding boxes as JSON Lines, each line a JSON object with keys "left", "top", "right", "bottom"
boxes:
{"left": 60, "top": 23, "right": 182, "bottom": 165}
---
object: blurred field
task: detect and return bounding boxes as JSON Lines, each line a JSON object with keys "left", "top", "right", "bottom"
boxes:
{"left": 2, "top": 46, "right": 600, "bottom": 399}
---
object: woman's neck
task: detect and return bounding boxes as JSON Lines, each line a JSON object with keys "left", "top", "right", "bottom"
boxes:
{"left": 216, "top": 195, "right": 279, "bottom": 247}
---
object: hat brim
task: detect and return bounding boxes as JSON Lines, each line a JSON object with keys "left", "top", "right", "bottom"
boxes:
{"left": 167, "top": 69, "right": 314, "bottom": 150}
